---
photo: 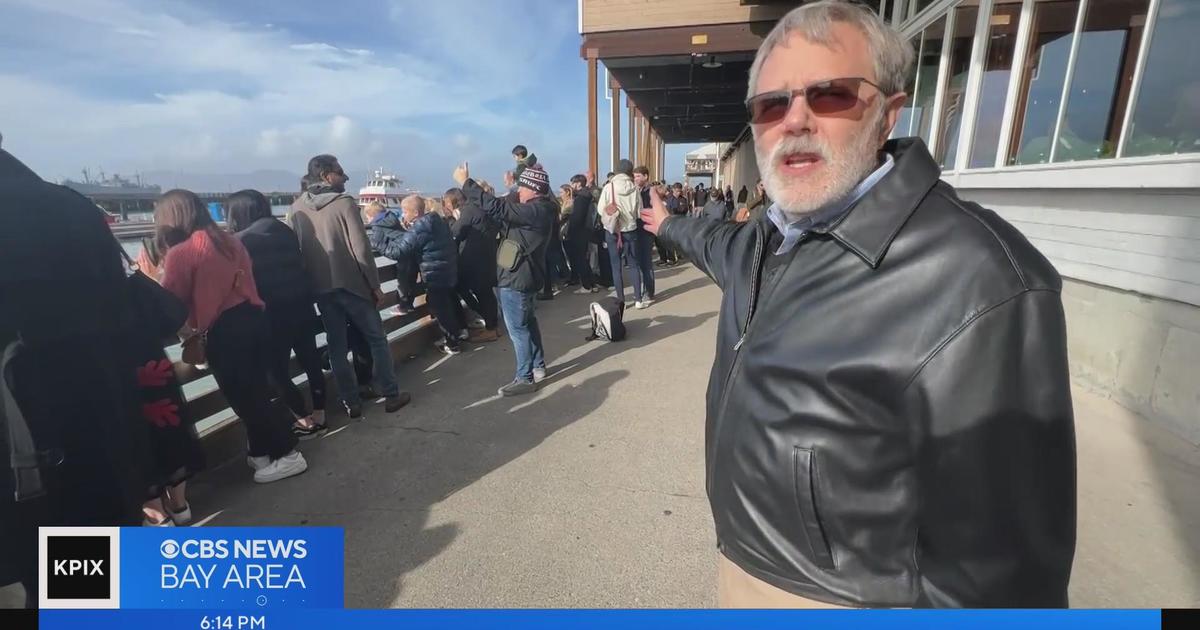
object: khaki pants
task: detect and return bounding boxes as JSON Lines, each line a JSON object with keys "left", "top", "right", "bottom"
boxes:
{"left": 717, "top": 554, "right": 849, "bottom": 609}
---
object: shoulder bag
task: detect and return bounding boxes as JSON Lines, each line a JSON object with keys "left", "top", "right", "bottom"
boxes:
{"left": 180, "top": 268, "right": 245, "bottom": 366}
{"left": 495, "top": 223, "right": 524, "bottom": 272}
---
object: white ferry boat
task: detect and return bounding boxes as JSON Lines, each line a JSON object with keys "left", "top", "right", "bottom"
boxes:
{"left": 357, "top": 169, "right": 417, "bottom": 210}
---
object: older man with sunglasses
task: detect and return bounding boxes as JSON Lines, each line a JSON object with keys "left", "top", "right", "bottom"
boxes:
{"left": 642, "top": 0, "right": 1076, "bottom": 609}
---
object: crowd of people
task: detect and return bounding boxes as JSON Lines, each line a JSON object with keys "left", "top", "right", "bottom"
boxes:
{"left": 2, "top": 130, "right": 746, "bottom": 604}
{"left": 3, "top": 0, "right": 1079, "bottom": 610}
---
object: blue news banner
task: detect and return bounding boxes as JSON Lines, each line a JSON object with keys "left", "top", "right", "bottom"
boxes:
{"left": 35, "top": 526, "right": 1170, "bottom": 629}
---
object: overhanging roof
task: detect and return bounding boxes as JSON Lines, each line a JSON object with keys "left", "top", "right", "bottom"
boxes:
{"left": 581, "top": 1, "right": 885, "bottom": 144}
{"left": 606, "top": 52, "right": 755, "bottom": 143}
{"left": 582, "top": 21, "right": 775, "bottom": 144}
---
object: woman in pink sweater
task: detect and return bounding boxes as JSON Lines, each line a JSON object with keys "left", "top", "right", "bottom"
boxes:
{"left": 155, "top": 190, "right": 308, "bottom": 484}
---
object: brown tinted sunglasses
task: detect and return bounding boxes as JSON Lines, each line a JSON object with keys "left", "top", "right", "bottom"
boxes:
{"left": 746, "top": 77, "right": 886, "bottom": 124}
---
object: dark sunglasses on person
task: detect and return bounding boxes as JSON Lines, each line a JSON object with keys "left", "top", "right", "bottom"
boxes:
{"left": 746, "top": 77, "right": 886, "bottom": 125}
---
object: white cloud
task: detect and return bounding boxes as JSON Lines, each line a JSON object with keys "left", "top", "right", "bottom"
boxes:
{"left": 0, "top": 0, "right": 584, "bottom": 190}
{"left": 290, "top": 42, "right": 339, "bottom": 53}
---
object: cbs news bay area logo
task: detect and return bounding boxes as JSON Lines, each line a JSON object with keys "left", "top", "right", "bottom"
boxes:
{"left": 158, "top": 537, "right": 309, "bottom": 589}
{"left": 39, "top": 527, "right": 340, "bottom": 610}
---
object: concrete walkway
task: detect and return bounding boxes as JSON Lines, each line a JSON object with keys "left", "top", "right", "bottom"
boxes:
{"left": 175, "top": 264, "right": 1200, "bottom": 608}
{"left": 2, "top": 262, "right": 1193, "bottom": 612}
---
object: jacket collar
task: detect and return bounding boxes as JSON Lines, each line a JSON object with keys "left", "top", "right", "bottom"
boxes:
{"left": 815, "top": 138, "right": 940, "bottom": 268}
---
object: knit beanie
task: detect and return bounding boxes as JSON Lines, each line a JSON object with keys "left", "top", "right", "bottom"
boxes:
{"left": 518, "top": 165, "right": 550, "bottom": 195}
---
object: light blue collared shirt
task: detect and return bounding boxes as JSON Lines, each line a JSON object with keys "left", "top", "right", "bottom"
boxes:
{"left": 766, "top": 154, "right": 895, "bottom": 255}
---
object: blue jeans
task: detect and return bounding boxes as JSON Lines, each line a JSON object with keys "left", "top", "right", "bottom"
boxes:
{"left": 317, "top": 289, "right": 399, "bottom": 405}
{"left": 605, "top": 230, "right": 655, "bottom": 303}
{"left": 498, "top": 288, "right": 546, "bottom": 383}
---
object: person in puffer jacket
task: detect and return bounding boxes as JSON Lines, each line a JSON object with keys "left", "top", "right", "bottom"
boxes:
{"left": 382, "top": 195, "right": 464, "bottom": 354}
{"left": 364, "top": 202, "right": 418, "bottom": 316}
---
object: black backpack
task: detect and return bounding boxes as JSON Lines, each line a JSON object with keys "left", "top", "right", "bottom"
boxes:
{"left": 586, "top": 298, "right": 626, "bottom": 342}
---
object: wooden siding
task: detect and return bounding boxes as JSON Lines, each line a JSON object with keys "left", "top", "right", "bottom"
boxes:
{"left": 582, "top": 0, "right": 791, "bottom": 34}
{"left": 959, "top": 188, "right": 1200, "bottom": 307}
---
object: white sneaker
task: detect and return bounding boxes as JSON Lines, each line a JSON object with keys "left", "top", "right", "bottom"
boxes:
{"left": 532, "top": 367, "right": 547, "bottom": 383}
{"left": 253, "top": 451, "right": 308, "bottom": 484}
{"left": 635, "top": 300, "right": 648, "bottom": 309}
{"left": 166, "top": 502, "right": 192, "bottom": 526}
{"left": 642, "top": 297, "right": 655, "bottom": 307}
{"left": 247, "top": 455, "right": 270, "bottom": 471}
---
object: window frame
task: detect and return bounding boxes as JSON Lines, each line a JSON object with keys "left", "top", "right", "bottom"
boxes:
{"left": 994, "top": 0, "right": 1038, "bottom": 168}
{"left": 897, "top": 0, "right": 1199, "bottom": 188}
{"left": 1115, "top": 0, "right": 1161, "bottom": 157}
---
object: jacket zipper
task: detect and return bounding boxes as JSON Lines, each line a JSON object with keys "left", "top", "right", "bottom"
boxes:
{"left": 707, "top": 225, "right": 765, "bottom": 497}
{"left": 733, "top": 229, "right": 765, "bottom": 351}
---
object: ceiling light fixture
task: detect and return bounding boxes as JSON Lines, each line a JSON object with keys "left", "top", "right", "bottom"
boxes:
{"left": 701, "top": 55, "right": 722, "bottom": 69}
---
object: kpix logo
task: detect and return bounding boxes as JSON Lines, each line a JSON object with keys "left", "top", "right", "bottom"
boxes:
{"left": 49, "top": 537, "right": 108, "bottom": 595}
{"left": 39, "top": 527, "right": 121, "bottom": 609}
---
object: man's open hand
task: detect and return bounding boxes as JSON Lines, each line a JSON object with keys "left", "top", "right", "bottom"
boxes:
{"left": 640, "top": 184, "right": 670, "bottom": 236}
{"left": 453, "top": 162, "right": 470, "bottom": 186}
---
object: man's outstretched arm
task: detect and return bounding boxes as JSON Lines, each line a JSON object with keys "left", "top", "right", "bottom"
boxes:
{"left": 641, "top": 186, "right": 741, "bottom": 289}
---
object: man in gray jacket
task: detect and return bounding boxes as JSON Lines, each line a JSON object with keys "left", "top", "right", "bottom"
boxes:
{"left": 290, "top": 154, "right": 411, "bottom": 417}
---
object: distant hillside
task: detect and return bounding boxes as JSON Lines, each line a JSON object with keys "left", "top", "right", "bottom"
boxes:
{"left": 141, "top": 169, "right": 303, "bottom": 193}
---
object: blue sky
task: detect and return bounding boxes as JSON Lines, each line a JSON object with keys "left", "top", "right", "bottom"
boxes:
{"left": 0, "top": 0, "right": 703, "bottom": 191}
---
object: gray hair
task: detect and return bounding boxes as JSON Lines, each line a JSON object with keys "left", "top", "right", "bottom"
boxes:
{"left": 400, "top": 194, "right": 425, "bottom": 214}
{"left": 746, "top": 0, "right": 914, "bottom": 100}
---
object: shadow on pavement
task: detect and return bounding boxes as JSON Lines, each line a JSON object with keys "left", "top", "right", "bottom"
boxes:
{"left": 183, "top": 265, "right": 720, "bottom": 607}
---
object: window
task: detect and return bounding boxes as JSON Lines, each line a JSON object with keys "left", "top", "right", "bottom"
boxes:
{"left": 894, "top": 36, "right": 920, "bottom": 138}
{"left": 1007, "top": 0, "right": 1080, "bottom": 165}
{"left": 1123, "top": 0, "right": 1200, "bottom": 157}
{"left": 937, "top": 5, "right": 980, "bottom": 169}
{"left": 1012, "top": 0, "right": 1152, "bottom": 164}
{"left": 967, "top": 1, "right": 1023, "bottom": 168}
{"left": 911, "top": 0, "right": 941, "bottom": 20}
{"left": 1056, "top": 0, "right": 1150, "bottom": 162}
{"left": 908, "top": 16, "right": 947, "bottom": 146}
{"left": 915, "top": 20, "right": 946, "bottom": 145}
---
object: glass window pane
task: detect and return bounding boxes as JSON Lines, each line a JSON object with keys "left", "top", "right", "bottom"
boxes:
{"left": 895, "top": 17, "right": 948, "bottom": 145}
{"left": 1055, "top": 0, "right": 1150, "bottom": 162}
{"left": 893, "top": 36, "right": 921, "bottom": 139}
{"left": 937, "top": 6, "right": 980, "bottom": 169}
{"left": 1124, "top": 0, "right": 1200, "bottom": 157}
{"left": 967, "top": 1, "right": 1023, "bottom": 168}
{"left": 1007, "top": 0, "right": 1081, "bottom": 166}
{"left": 913, "top": 17, "right": 947, "bottom": 146}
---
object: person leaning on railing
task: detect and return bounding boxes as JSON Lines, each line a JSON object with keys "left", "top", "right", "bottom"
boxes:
{"left": 227, "top": 189, "right": 328, "bottom": 441}
{"left": 155, "top": 189, "right": 309, "bottom": 485}
{"left": 291, "top": 154, "right": 412, "bottom": 418}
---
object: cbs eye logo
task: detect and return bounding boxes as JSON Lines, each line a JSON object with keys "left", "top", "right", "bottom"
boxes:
{"left": 160, "top": 540, "right": 181, "bottom": 559}
{"left": 39, "top": 527, "right": 121, "bottom": 609}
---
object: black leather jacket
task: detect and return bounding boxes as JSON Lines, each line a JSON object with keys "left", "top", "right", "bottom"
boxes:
{"left": 660, "top": 139, "right": 1076, "bottom": 608}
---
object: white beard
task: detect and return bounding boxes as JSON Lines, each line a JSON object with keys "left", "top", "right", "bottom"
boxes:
{"left": 756, "top": 109, "right": 885, "bottom": 222}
